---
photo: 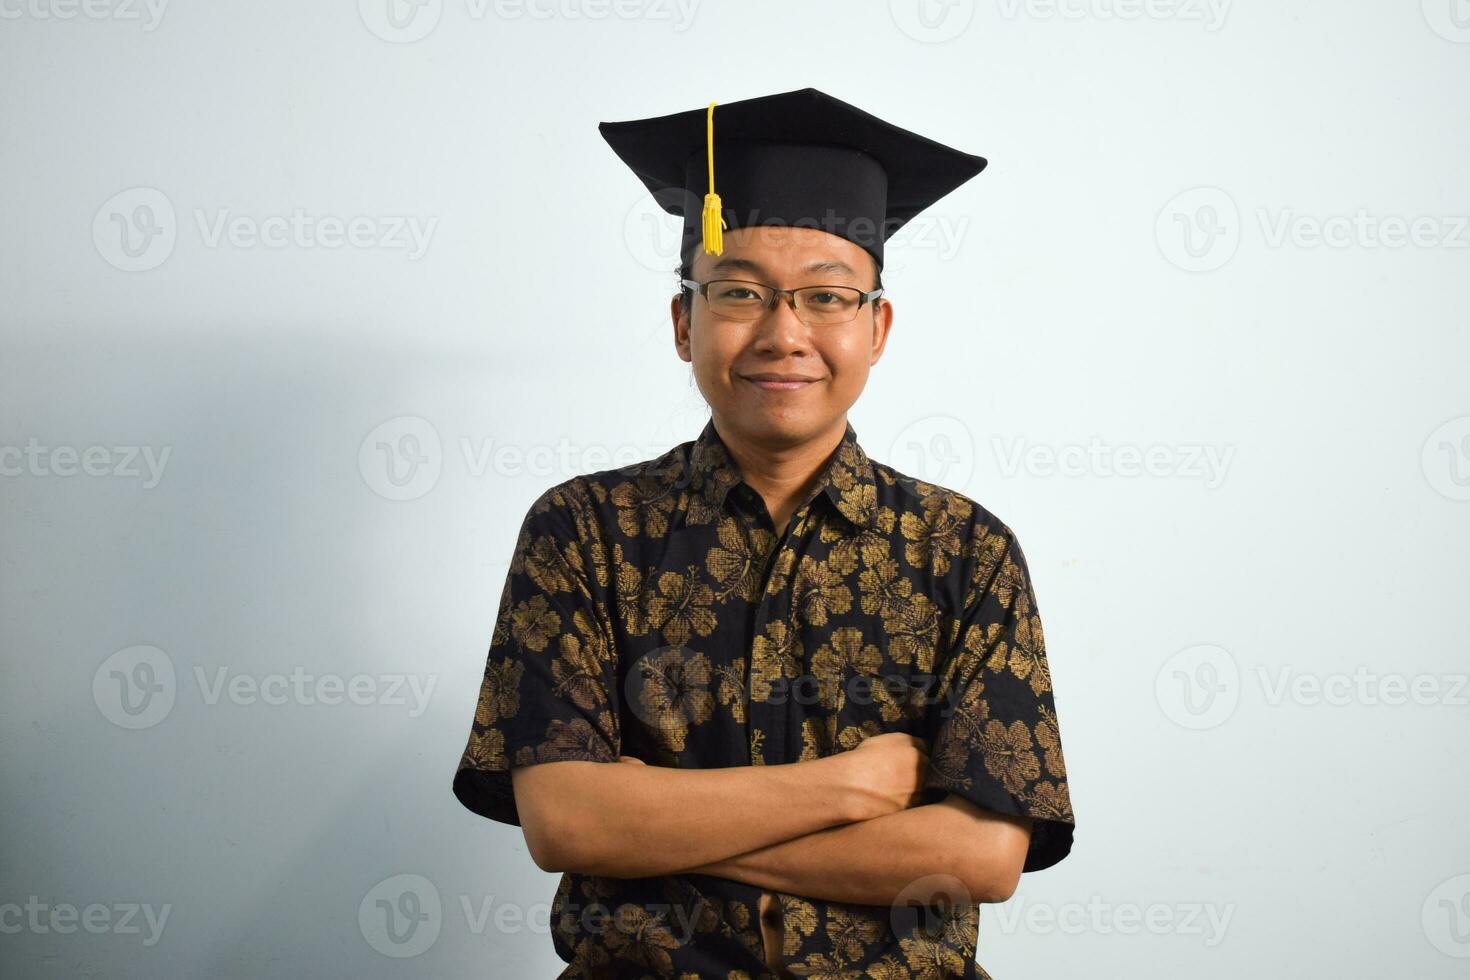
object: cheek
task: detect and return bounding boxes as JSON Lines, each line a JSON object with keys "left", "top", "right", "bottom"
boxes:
{"left": 691, "top": 328, "right": 746, "bottom": 372}
{"left": 823, "top": 337, "right": 873, "bottom": 378}
{"left": 686, "top": 331, "right": 741, "bottom": 384}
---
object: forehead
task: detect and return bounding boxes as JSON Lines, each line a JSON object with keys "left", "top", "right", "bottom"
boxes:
{"left": 692, "top": 225, "right": 876, "bottom": 280}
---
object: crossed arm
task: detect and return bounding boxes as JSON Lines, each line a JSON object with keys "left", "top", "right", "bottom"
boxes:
{"left": 509, "top": 737, "right": 1032, "bottom": 906}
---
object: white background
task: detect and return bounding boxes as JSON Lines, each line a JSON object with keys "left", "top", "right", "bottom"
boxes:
{"left": 2, "top": 1, "right": 1468, "bottom": 977}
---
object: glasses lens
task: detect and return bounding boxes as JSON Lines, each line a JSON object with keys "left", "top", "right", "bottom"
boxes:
{"left": 704, "top": 280, "right": 772, "bottom": 319}
{"left": 795, "top": 286, "right": 863, "bottom": 324}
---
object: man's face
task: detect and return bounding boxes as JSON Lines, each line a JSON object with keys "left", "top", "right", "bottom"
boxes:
{"left": 672, "top": 224, "right": 893, "bottom": 448}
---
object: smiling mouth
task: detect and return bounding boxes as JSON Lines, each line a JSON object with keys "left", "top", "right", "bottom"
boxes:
{"left": 743, "top": 377, "right": 819, "bottom": 391}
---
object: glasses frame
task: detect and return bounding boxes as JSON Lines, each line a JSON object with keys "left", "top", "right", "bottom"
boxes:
{"left": 680, "top": 277, "right": 886, "bottom": 325}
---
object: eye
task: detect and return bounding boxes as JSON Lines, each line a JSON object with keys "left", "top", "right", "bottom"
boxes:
{"left": 712, "top": 284, "right": 762, "bottom": 301}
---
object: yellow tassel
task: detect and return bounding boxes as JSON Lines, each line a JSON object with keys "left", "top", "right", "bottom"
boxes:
{"left": 701, "top": 101, "right": 726, "bottom": 255}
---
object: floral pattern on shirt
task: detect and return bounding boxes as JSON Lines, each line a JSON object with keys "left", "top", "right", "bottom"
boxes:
{"left": 453, "top": 418, "right": 1075, "bottom": 979}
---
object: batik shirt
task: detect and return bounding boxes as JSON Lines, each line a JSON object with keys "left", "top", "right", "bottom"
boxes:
{"left": 452, "top": 418, "right": 1076, "bottom": 979}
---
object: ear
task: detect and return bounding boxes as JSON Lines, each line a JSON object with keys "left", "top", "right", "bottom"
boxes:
{"left": 671, "top": 293, "right": 692, "bottom": 363}
{"left": 868, "top": 296, "right": 894, "bottom": 366}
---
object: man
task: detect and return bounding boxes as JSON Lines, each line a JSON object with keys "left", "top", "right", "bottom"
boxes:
{"left": 452, "top": 87, "right": 1076, "bottom": 979}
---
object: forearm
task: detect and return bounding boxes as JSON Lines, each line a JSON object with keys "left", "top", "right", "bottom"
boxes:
{"left": 514, "top": 756, "right": 858, "bottom": 878}
{"left": 682, "top": 797, "right": 1012, "bottom": 906}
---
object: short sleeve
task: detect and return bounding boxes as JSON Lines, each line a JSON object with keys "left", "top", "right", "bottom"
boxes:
{"left": 923, "top": 523, "right": 1076, "bottom": 873}
{"left": 451, "top": 481, "right": 622, "bottom": 826}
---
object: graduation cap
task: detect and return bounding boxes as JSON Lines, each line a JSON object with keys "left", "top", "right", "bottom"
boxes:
{"left": 598, "top": 86, "right": 988, "bottom": 274}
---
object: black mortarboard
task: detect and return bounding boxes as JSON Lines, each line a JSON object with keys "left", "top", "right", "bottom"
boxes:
{"left": 598, "top": 87, "right": 988, "bottom": 273}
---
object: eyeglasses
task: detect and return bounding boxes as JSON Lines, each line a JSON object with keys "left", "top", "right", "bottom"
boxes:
{"left": 680, "top": 278, "right": 885, "bottom": 326}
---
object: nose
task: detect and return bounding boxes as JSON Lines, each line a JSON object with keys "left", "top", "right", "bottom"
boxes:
{"left": 751, "top": 290, "right": 811, "bottom": 348}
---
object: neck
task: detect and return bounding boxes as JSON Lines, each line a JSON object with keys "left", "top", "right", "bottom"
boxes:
{"left": 712, "top": 415, "right": 846, "bottom": 531}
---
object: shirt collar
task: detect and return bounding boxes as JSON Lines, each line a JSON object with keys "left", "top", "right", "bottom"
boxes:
{"left": 687, "top": 417, "right": 878, "bottom": 531}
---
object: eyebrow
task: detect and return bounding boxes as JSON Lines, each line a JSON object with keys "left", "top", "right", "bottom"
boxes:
{"left": 707, "top": 257, "right": 858, "bottom": 278}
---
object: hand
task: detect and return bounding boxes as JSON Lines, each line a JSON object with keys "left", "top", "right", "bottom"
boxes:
{"left": 835, "top": 732, "right": 930, "bottom": 821}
